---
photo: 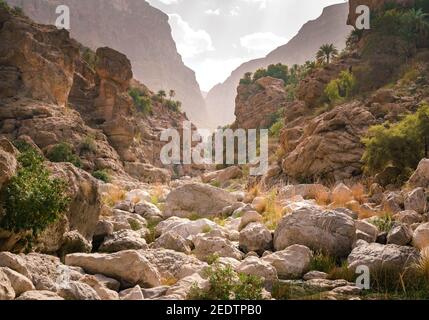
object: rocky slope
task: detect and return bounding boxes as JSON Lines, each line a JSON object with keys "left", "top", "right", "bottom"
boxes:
{"left": 0, "top": 5, "right": 201, "bottom": 186}
{"left": 5, "top": 0, "right": 208, "bottom": 127}
{"left": 205, "top": 3, "right": 353, "bottom": 127}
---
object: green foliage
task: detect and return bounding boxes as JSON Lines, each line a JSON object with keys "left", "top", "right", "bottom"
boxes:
{"left": 92, "top": 170, "right": 111, "bottom": 183}
{"left": 239, "top": 72, "right": 253, "bottom": 85}
{"left": 164, "top": 99, "right": 182, "bottom": 112}
{"left": 0, "top": 149, "right": 70, "bottom": 237}
{"left": 362, "top": 104, "right": 429, "bottom": 182}
{"left": 13, "top": 140, "right": 33, "bottom": 153}
{"left": 0, "top": 0, "right": 10, "bottom": 11}
{"left": 327, "top": 261, "right": 356, "bottom": 282}
{"left": 369, "top": 214, "right": 395, "bottom": 233}
{"left": 269, "top": 120, "right": 284, "bottom": 138}
{"left": 309, "top": 252, "right": 337, "bottom": 273}
{"left": 324, "top": 71, "right": 356, "bottom": 104}
{"left": 188, "top": 262, "right": 264, "bottom": 300}
{"left": 129, "top": 88, "right": 153, "bottom": 115}
{"left": 316, "top": 44, "right": 338, "bottom": 64}
{"left": 156, "top": 90, "right": 167, "bottom": 102}
{"left": 47, "top": 142, "right": 82, "bottom": 168}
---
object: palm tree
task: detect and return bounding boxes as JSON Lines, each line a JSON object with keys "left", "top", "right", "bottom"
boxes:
{"left": 157, "top": 90, "right": 167, "bottom": 102}
{"left": 408, "top": 8, "right": 429, "bottom": 34}
{"left": 169, "top": 89, "right": 176, "bottom": 100}
{"left": 316, "top": 44, "right": 339, "bottom": 64}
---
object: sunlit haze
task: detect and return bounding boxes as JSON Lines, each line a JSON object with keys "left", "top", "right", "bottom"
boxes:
{"left": 147, "top": 0, "right": 346, "bottom": 91}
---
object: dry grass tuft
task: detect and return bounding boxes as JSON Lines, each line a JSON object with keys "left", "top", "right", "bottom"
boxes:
{"left": 263, "top": 189, "right": 284, "bottom": 230}
{"left": 350, "top": 183, "right": 367, "bottom": 204}
{"left": 102, "top": 187, "right": 125, "bottom": 207}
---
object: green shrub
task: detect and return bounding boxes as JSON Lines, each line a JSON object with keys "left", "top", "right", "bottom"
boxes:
{"left": 92, "top": 169, "right": 111, "bottom": 183}
{"left": 164, "top": 99, "right": 182, "bottom": 112}
{"left": 324, "top": 71, "right": 356, "bottom": 104}
{"left": 188, "top": 262, "right": 264, "bottom": 300}
{"left": 309, "top": 252, "right": 337, "bottom": 273}
{"left": 368, "top": 214, "right": 395, "bottom": 233}
{"left": 362, "top": 104, "right": 429, "bottom": 182}
{"left": 129, "top": 88, "right": 153, "bottom": 115}
{"left": 0, "top": 149, "right": 70, "bottom": 237}
{"left": 269, "top": 120, "right": 284, "bottom": 138}
{"left": 13, "top": 140, "right": 33, "bottom": 153}
{"left": 47, "top": 142, "right": 82, "bottom": 168}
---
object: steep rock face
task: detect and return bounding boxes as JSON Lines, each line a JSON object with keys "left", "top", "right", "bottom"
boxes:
{"left": 0, "top": 7, "right": 78, "bottom": 106}
{"left": 205, "top": 3, "right": 352, "bottom": 127}
{"left": 0, "top": 6, "right": 203, "bottom": 183}
{"left": 233, "top": 77, "right": 287, "bottom": 130}
{"left": 0, "top": 7, "right": 127, "bottom": 177}
{"left": 281, "top": 103, "right": 376, "bottom": 181}
{"left": 5, "top": 0, "right": 208, "bottom": 127}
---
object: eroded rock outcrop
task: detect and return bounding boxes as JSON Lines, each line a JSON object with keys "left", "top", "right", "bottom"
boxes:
{"left": 281, "top": 103, "right": 376, "bottom": 181}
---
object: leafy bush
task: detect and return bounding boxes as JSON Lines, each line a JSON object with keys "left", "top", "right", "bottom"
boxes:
{"left": 13, "top": 140, "right": 33, "bottom": 153}
{"left": 362, "top": 104, "right": 429, "bottom": 183}
{"left": 129, "top": 88, "right": 153, "bottom": 115}
{"left": 188, "top": 262, "right": 264, "bottom": 300}
{"left": 92, "top": 169, "right": 111, "bottom": 183}
{"left": 269, "top": 120, "right": 284, "bottom": 138}
{"left": 164, "top": 99, "right": 182, "bottom": 112}
{"left": 324, "top": 71, "right": 356, "bottom": 104}
{"left": 47, "top": 142, "right": 82, "bottom": 168}
{"left": 0, "top": 149, "right": 70, "bottom": 237}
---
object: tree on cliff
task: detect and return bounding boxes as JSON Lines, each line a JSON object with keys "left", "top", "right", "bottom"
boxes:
{"left": 316, "top": 44, "right": 338, "bottom": 64}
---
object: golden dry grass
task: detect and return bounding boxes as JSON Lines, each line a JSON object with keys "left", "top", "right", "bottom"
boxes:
{"left": 415, "top": 247, "right": 429, "bottom": 281}
{"left": 350, "top": 183, "right": 367, "bottom": 204}
{"left": 263, "top": 189, "right": 285, "bottom": 230}
{"left": 102, "top": 187, "right": 125, "bottom": 207}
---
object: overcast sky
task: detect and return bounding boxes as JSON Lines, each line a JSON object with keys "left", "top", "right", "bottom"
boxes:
{"left": 147, "top": 0, "right": 346, "bottom": 91}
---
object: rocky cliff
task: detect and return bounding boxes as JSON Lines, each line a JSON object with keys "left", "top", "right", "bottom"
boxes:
{"left": 205, "top": 3, "right": 353, "bottom": 127}
{"left": 5, "top": 0, "right": 208, "bottom": 127}
{"left": 0, "top": 5, "right": 201, "bottom": 186}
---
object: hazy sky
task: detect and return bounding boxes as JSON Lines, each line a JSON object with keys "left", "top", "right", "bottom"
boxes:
{"left": 147, "top": 0, "right": 346, "bottom": 91}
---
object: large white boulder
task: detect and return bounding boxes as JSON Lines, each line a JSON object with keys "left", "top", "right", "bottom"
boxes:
{"left": 164, "top": 183, "right": 236, "bottom": 218}
{"left": 274, "top": 206, "right": 356, "bottom": 257}
{"left": 262, "top": 244, "right": 312, "bottom": 279}
{"left": 65, "top": 250, "right": 161, "bottom": 288}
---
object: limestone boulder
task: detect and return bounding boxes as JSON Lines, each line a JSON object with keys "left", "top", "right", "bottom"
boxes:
{"left": 65, "top": 250, "right": 161, "bottom": 288}
{"left": 262, "top": 245, "right": 312, "bottom": 279}
{"left": 412, "top": 223, "right": 429, "bottom": 250}
{"left": 274, "top": 206, "right": 356, "bottom": 257}
{"left": 239, "top": 223, "right": 272, "bottom": 255}
{"left": 164, "top": 183, "right": 236, "bottom": 218}
{"left": 347, "top": 242, "right": 419, "bottom": 272}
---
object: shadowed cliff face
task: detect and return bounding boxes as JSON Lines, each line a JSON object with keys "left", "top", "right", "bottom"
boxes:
{"left": 5, "top": 0, "right": 209, "bottom": 127}
{"left": 205, "top": 3, "right": 353, "bottom": 127}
